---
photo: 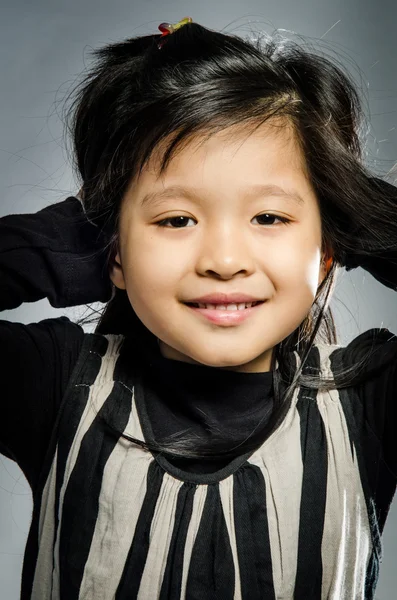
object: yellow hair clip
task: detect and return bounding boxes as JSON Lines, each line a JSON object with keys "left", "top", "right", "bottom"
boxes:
{"left": 157, "top": 17, "right": 193, "bottom": 49}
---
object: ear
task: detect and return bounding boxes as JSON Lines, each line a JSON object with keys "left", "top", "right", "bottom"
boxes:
{"left": 108, "top": 249, "right": 127, "bottom": 290}
{"left": 318, "top": 250, "right": 333, "bottom": 288}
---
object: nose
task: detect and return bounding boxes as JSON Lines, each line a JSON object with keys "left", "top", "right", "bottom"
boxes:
{"left": 195, "top": 221, "right": 255, "bottom": 279}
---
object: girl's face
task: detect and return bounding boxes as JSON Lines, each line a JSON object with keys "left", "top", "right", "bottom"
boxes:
{"left": 110, "top": 122, "right": 329, "bottom": 373}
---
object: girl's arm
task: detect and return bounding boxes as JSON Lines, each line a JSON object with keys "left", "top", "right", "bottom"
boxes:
{"left": 343, "top": 178, "right": 397, "bottom": 486}
{"left": 0, "top": 196, "right": 112, "bottom": 491}
{"left": 0, "top": 196, "right": 112, "bottom": 311}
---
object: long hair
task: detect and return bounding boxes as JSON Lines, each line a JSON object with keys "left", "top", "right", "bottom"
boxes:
{"left": 63, "top": 22, "right": 397, "bottom": 460}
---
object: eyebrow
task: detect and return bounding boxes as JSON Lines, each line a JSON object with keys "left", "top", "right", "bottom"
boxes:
{"left": 139, "top": 183, "right": 305, "bottom": 209}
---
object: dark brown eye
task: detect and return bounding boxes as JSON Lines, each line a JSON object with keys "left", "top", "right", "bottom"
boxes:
{"left": 255, "top": 214, "right": 290, "bottom": 226}
{"left": 157, "top": 216, "right": 194, "bottom": 228}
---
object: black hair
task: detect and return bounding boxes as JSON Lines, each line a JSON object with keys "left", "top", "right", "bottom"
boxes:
{"left": 63, "top": 21, "right": 397, "bottom": 461}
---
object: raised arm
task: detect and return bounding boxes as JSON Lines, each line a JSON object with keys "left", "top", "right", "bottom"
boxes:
{"left": 0, "top": 196, "right": 112, "bottom": 490}
{"left": 0, "top": 196, "right": 112, "bottom": 311}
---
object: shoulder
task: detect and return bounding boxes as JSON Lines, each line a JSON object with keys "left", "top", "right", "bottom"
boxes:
{"left": 312, "top": 328, "right": 396, "bottom": 366}
{"left": 340, "top": 328, "right": 397, "bottom": 373}
{"left": 302, "top": 328, "right": 396, "bottom": 384}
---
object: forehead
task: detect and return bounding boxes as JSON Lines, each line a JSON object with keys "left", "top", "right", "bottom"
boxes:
{"left": 149, "top": 119, "right": 306, "bottom": 173}
{"left": 125, "top": 119, "right": 313, "bottom": 207}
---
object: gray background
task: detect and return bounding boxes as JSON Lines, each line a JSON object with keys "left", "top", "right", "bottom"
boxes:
{"left": 1, "top": 1, "right": 396, "bottom": 598}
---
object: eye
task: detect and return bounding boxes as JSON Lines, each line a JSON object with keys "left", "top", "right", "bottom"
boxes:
{"left": 156, "top": 216, "right": 196, "bottom": 228}
{"left": 156, "top": 214, "right": 291, "bottom": 228}
{"left": 253, "top": 213, "right": 291, "bottom": 227}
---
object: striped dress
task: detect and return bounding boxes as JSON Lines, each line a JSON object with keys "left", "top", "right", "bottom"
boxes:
{"left": 22, "top": 330, "right": 395, "bottom": 600}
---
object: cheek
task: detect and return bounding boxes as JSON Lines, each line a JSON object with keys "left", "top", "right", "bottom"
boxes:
{"left": 123, "top": 237, "right": 182, "bottom": 304}
{"left": 267, "top": 246, "right": 321, "bottom": 299}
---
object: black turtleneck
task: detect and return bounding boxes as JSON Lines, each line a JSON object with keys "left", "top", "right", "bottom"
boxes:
{"left": 138, "top": 337, "right": 276, "bottom": 473}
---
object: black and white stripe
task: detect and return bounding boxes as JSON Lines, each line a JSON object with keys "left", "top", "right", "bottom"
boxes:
{"left": 30, "top": 332, "right": 381, "bottom": 599}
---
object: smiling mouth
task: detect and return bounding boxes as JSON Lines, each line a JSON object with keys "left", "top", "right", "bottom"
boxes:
{"left": 185, "top": 301, "right": 264, "bottom": 309}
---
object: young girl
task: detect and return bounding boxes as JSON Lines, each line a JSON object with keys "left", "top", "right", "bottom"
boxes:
{"left": 1, "top": 17, "right": 397, "bottom": 600}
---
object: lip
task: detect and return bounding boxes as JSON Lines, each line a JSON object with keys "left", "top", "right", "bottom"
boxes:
{"left": 184, "top": 301, "right": 265, "bottom": 325}
{"left": 186, "top": 293, "right": 263, "bottom": 305}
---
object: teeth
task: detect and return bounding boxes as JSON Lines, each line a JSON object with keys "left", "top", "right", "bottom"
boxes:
{"left": 197, "top": 302, "right": 255, "bottom": 310}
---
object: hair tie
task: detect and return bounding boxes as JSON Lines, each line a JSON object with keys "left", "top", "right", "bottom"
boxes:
{"left": 157, "top": 17, "right": 193, "bottom": 49}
